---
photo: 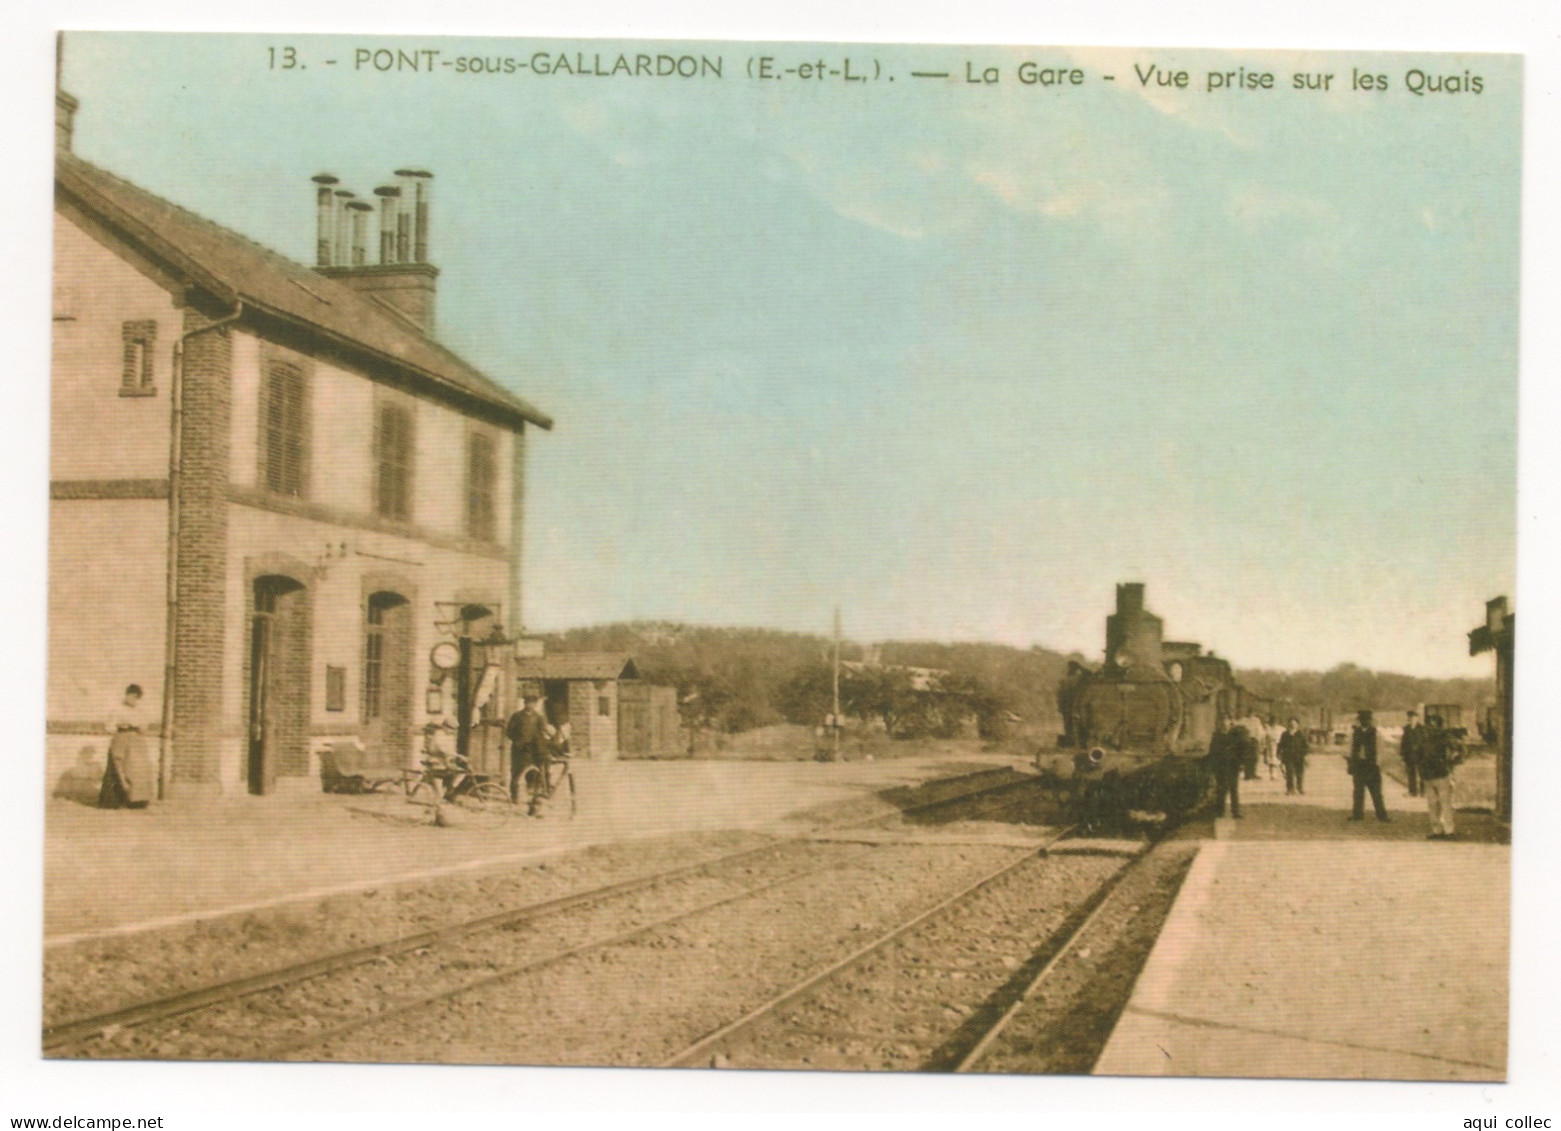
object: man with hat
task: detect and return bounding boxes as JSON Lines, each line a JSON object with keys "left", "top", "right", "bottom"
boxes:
{"left": 505, "top": 692, "right": 549, "bottom": 809}
{"left": 1348, "top": 709, "right": 1389, "bottom": 822}
{"left": 1278, "top": 716, "right": 1309, "bottom": 795}
{"left": 1205, "top": 714, "right": 1248, "bottom": 819}
{"left": 1398, "top": 709, "right": 1426, "bottom": 797}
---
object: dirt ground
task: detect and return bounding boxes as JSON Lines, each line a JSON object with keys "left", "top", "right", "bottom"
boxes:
{"left": 44, "top": 746, "right": 1029, "bottom": 940}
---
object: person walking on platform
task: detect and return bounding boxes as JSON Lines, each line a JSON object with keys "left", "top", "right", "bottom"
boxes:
{"left": 1399, "top": 709, "right": 1426, "bottom": 797}
{"left": 1260, "top": 715, "right": 1280, "bottom": 780}
{"left": 1421, "top": 713, "right": 1463, "bottom": 839}
{"left": 1206, "top": 715, "right": 1247, "bottom": 818}
{"left": 1348, "top": 709, "right": 1389, "bottom": 822}
{"left": 1278, "top": 716, "right": 1309, "bottom": 795}
{"left": 1239, "top": 714, "right": 1263, "bottom": 780}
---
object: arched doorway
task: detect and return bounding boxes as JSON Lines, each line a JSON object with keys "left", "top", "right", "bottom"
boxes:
{"left": 363, "top": 591, "right": 413, "bottom": 768}
{"left": 247, "top": 574, "right": 311, "bottom": 795}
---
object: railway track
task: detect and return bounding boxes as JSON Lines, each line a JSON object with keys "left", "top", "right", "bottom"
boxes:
{"left": 45, "top": 766, "right": 1054, "bottom": 1060}
{"left": 660, "top": 833, "right": 1193, "bottom": 1074}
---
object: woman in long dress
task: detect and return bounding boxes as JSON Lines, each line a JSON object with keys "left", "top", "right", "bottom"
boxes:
{"left": 99, "top": 683, "right": 154, "bottom": 809}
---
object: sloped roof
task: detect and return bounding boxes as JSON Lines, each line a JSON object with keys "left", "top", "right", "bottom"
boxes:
{"left": 513, "top": 653, "right": 639, "bottom": 682}
{"left": 56, "top": 152, "right": 551, "bottom": 431}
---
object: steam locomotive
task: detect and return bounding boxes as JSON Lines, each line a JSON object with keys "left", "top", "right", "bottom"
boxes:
{"left": 1036, "top": 583, "right": 1240, "bottom": 823}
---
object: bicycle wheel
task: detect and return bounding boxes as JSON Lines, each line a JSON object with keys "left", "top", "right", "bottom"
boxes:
{"left": 406, "top": 776, "right": 442, "bottom": 806}
{"left": 452, "top": 781, "right": 515, "bottom": 823}
{"left": 520, "top": 765, "right": 545, "bottom": 815}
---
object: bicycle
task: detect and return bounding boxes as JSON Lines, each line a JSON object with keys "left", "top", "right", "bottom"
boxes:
{"left": 404, "top": 751, "right": 516, "bottom": 823}
{"left": 518, "top": 750, "right": 576, "bottom": 818}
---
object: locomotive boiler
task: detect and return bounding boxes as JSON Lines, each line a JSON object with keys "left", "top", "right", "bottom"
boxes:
{"left": 1041, "top": 583, "right": 1238, "bottom": 774}
{"left": 1038, "top": 585, "right": 1239, "bottom": 823}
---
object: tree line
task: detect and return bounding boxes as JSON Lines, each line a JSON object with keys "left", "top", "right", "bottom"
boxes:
{"left": 541, "top": 623, "right": 1494, "bottom": 740}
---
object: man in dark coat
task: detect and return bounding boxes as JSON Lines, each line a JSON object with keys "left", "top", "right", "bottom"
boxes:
{"left": 505, "top": 693, "right": 548, "bottom": 806}
{"left": 1348, "top": 709, "right": 1389, "bottom": 821}
{"left": 1206, "top": 715, "right": 1247, "bottom": 819}
{"left": 1057, "top": 662, "right": 1091, "bottom": 747}
{"left": 1398, "top": 709, "right": 1426, "bottom": 797}
{"left": 1278, "top": 716, "right": 1309, "bottom": 795}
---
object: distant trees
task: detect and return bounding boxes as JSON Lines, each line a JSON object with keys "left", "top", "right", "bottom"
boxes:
{"left": 1237, "top": 663, "right": 1494, "bottom": 716}
{"left": 539, "top": 623, "right": 1492, "bottom": 742}
{"left": 542, "top": 623, "right": 1043, "bottom": 739}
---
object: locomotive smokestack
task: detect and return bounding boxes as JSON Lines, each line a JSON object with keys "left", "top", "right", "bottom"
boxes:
{"left": 311, "top": 173, "right": 339, "bottom": 267}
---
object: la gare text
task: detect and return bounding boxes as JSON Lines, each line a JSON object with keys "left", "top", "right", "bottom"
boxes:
{"left": 272, "top": 47, "right": 1487, "bottom": 97}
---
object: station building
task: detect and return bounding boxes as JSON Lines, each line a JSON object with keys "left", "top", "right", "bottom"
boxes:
{"left": 48, "top": 88, "right": 552, "bottom": 798}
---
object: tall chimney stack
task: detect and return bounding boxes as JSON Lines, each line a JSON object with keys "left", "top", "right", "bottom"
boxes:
{"left": 316, "top": 168, "right": 440, "bottom": 335}
{"left": 311, "top": 174, "right": 339, "bottom": 267}
{"left": 395, "top": 169, "right": 433, "bottom": 263}
{"left": 332, "top": 189, "right": 356, "bottom": 270}
{"left": 347, "top": 200, "right": 373, "bottom": 266}
{"left": 55, "top": 34, "right": 78, "bottom": 153}
{"left": 373, "top": 185, "right": 401, "bottom": 264}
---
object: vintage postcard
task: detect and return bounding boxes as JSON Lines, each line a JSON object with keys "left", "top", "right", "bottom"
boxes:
{"left": 39, "top": 28, "right": 1519, "bottom": 1102}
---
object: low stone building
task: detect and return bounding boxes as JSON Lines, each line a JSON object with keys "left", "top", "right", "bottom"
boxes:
{"left": 512, "top": 653, "right": 682, "bottom": 759}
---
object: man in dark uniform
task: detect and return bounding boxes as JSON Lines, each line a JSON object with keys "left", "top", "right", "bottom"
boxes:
{"left": 1206, "top": 715, "right": 1246, "bottom": 819}
{"left": 1399, "top": 709, "right": 1426, "bottom": 797}
{"left": 1057, "top": 662, "right": 1090, "bottom": 747}
{"left": 505, "top": 693, "right": 548, "bottom": 807}
{"left": 1278, "top": 716, "right": 1309, "bottom": 795}
{"left": 1348, "top": 709, "right": 1390, "bottom": 821}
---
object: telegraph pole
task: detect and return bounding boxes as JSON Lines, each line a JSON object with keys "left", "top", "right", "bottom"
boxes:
{"left": 832, "top": 606, "right": 842, "bottom": 760}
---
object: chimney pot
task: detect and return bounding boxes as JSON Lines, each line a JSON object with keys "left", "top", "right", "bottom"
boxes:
{"left": 373, "top": 185, "right": 401, "bottom": 264}
{"left": 347, "top": 200, "right": 373, "bottom": 266}
{"left": 332, "top": 189, "right": 356, "bottom": 271}
{"left": 394, "top": 169, "right": 434, "bottom": 263}
{"left": 312, "top": 173, "right": 339, "bottom": 267}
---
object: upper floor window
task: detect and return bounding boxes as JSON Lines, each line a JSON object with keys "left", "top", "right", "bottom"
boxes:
{"left": 120, "top": 320, "right": 156, "bottom": 396}
{"left": 466, "top": 430, "right": 497, "bottom": 542}
{"left": 261, "top": 360, "right": 309, "bottom": 498}
{"left": 374, "top": 401, "right": 414, "bottom": 521}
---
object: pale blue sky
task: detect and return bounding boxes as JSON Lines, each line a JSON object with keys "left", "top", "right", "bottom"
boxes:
{"left": 61, "top": 34, "right": 1520, "bottom": 676}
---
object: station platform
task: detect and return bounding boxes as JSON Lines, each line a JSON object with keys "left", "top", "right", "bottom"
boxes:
{"left": 42, "top": 749, "right": 1027, "bottom": 945}
{"left": 1094, "top": 749, "right": 1509, "bottom": 1081}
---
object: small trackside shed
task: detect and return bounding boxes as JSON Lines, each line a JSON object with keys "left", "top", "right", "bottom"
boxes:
{"left": 513, "top": 653, "right": 639, "bottom": 760}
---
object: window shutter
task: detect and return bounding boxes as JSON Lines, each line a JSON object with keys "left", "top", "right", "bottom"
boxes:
{"left": 375, "top": 403, "right": 413, "bottom": 521}
{"left": 263, "top": 361, "right": 308, "bottom": 497}
{"left": 467, "top": 431, "right": 496, "bottom": 541}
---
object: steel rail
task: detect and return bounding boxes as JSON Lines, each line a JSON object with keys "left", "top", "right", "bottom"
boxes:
{"left": 257, "top": 858, "right": 873, "bottom": 1060}
{"left": 951, "top": 849, "right": 1147, "bottom": 1072}
{"left": 659, "top": 822, "right": 1081, "bottom": 1069}
{"left": 46, "top": 767, "right": 1051, "bottom": 1054}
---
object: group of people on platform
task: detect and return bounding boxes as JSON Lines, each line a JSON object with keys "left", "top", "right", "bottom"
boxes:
{"left": 1204, "top": 714, "right": 1311, "bottom": 819}
{"left": 1204, "top": 706, "right": 1464, "bottom": 838}
{"left": 1360, "top": 707, "right": 1464, "bottom": 839}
